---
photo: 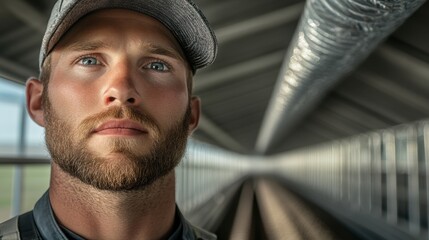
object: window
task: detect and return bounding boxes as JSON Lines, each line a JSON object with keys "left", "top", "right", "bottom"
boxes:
{"left": 0, "top": 77, "right": 49, "bottom": 222}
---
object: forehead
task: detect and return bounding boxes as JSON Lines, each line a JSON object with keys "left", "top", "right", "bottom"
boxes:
{"left": 53, "top": 9, "right": 186, "bottom": 60}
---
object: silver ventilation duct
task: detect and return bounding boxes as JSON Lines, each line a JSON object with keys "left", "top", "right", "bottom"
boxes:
{"left": 255, "top": 0, "right": 426, "bottom": 154}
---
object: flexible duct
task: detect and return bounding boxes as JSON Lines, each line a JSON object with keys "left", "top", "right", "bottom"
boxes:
{"left": 256, "top": 0, "right": 426, "bottom": 154}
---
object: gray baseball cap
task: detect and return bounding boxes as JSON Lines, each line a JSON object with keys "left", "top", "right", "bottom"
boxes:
{"left": 40, "top": 0, "right": 218, "bottom": 72}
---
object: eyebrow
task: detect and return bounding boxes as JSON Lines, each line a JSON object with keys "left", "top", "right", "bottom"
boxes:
{"left": 66, "top": 41, "right": 186, "bottom": 62}
{"left": 145, "top": 43, "right": 186, "bottom": 62}
{"left": 67, "top": 40, "right": 110, "bottom": 52}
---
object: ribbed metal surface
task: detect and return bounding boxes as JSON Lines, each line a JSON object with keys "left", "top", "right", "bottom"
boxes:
{"left": 1, "top": 0, "right": 429, "bottom": 154}
{"left": 272, "top": 119, "right": 429, "bottom": 239}
{"left": 256, "top": 0, "right": 426, "bottom": 153}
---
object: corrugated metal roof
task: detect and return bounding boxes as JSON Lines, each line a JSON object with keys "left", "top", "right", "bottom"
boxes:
{"left": 1, "top": 0, "right": 428, "bottom": 155}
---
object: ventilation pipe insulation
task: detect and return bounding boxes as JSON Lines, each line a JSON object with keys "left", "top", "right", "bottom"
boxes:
{"left": 255, "top": 0, "right": 426, "bottom": 154}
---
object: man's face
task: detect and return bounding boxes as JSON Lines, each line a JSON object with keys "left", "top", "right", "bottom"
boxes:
{"left": 30, "top": 9, "right": 200, "bottom": 191}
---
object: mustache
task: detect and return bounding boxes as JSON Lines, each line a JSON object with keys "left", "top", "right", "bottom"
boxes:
{"left": 77, "top": 106, "right": 160, "bottom": 138}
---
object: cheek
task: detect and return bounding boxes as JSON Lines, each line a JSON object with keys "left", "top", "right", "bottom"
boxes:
{"left": 147, "top": 87, "right": 189, "bottom": 126}
{"left": 48, "top": 73, "right": 99, "bottom": 122}
{"left": 140, "top": 72, "right": 190, "bottom": 121}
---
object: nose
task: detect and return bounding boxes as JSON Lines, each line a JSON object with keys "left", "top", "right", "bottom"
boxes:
{"left": 102, "top": 62, "right": 142, "bottom": 106}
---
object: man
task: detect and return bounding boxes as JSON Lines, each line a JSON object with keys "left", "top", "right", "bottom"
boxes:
{"left": 0, "top": 0, "right": 217, "bottom": 239}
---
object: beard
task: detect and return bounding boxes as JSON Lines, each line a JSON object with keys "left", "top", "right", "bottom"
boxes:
{"left": 43, "top": 97, "right": 190, "bottom": 191}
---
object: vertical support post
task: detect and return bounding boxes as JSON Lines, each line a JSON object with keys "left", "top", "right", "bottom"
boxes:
{"left": 347, "top": 141, "right": 352, "bottom": 202}
{"left": 11, "top": 100, "right": 27, "bottom": 217}
{"left": 372, "top": 132, "right": 382, "bottom": 216}
{"left": 385, "top": 130, "right": 397, "bottom": 224}
{"left": 330, "top": 146, "right": 334, "bottom": 198}
{"left": 407, "top": 126, "right": 420, "bottom": 235}
{"left": 339, "top": 141, "right": 344, "bottom": 201}
{"left": 184, "top": 149, "right": 190, "bottom": 211}
{"left": 176, "top": 159, "right": 183, "bottom": 206}
{"left": 362, "top": 135, "right": 371, "bottom": 212}
{"left": 424, "top": 123, "right": 429, "bottom": 240}
{"left": 11, "top": 167, "right": 23, "bottom": 217}
{"left": 334, "top": 142, "right": 340, "bottom": 200}
{"left": 357, "top": 138, "right": 362, "bottom": 208}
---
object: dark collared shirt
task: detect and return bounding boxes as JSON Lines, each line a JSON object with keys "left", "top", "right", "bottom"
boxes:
{"left": 0, "top": 191, "right": 216, "bottom": 240}
{"left": 33, "top": 192, "right": 184, "bottom": 239}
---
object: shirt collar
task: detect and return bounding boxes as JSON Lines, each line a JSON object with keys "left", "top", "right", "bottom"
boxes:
{"left": 33, "top": 191, "right": 190, "bottom": 240}
{"left": 33, "top": 191, "right": 69, "bottom": 240}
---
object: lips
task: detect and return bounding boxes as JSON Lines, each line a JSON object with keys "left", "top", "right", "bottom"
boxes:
{"left": 93, "top": 119, "right": 148, "bottom": 136}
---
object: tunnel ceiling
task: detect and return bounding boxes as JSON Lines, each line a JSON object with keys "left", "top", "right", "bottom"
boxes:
{"left": 1, "top": 0, "right": 429, "bottom": 155}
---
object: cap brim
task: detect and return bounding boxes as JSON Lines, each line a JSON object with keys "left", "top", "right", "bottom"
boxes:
{"left": 40, "top": 0, "right": 217, "bottom": 71}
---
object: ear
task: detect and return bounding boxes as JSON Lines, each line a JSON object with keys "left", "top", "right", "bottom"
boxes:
{"left": 187, "top": 96, "right": 201, "bottom": 134}
{"left": 26, "top": 77, "right": 45, "bottom": 127}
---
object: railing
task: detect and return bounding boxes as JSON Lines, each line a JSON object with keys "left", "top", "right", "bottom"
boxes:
{"left": 0, "top": 139, "right": 250, "bottom": 226}
{"left": 273, "top": 120, "right": 429, "bottom": 239}
{"left": 176, "top": 140, "right": 252, "bottom": 230}
{"left": 4, "top": 112, "right": 428, "bottom": 238}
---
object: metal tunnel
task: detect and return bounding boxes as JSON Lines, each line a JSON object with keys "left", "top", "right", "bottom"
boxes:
{"left": 1, "top": 0, "right": 429, "bottom": 239}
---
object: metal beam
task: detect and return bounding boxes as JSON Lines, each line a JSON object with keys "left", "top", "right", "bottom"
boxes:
{"left": 1, "top": 34, "right": 41, "bottom": 57}
{"left": 0, "top": 57, "right": 36, "bottom": 81}
{"left": 255, "top": 0, "right": 425, "bottom": 154}
{"left": 215, "top": 2, "right": 304, "bottom": 43}
{"left": 378, "top": 44, "right": 429, "bottom": 90}
{"left": 3, "top": 0, "right": 47, "bottom": 33}
{"left": 357, "top": 71, "right": 429, "bottom": 114}
{"left": 0, "top": 28, "right": 30, "bottom": 46}
{"left": 0, "top": 156, "right": 50, "bottom": 165}
{"left": 0, "top": 71, "right": 26, "bottom": 85}
{"left": 198, "top": 114, "right": 248, "bottom": 153}
{"left": 194, "top": 50, "right": 284, "bottom": 92}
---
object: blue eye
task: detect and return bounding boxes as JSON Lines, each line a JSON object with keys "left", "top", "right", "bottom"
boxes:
{"left": 79, "top": 57, "right": 99, "bottom": 65}
{"left": 145, "top": 62, "right": 170, "bottom": 72}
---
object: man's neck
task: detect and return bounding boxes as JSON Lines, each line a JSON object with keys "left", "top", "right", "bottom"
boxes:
{"left": 48, "top": 163, "right": 177, "bottom": 240}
